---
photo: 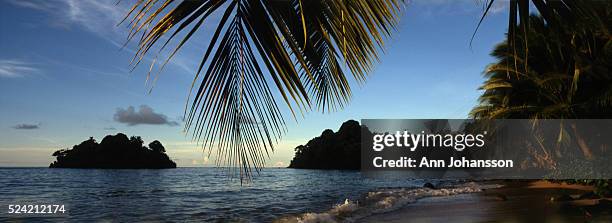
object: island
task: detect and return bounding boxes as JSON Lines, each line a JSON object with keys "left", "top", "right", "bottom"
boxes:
{"left": 288, "top": 120, "right": 371, "bottom": 170}
{"left": 50, "top": 133, "right": 176, "bottom": 169}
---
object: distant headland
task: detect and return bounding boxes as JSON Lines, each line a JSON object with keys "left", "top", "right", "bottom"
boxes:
{"left": 50, "top": 133, "right": 176, "bottom": 169}
{"left": 288, "top": 120, "right": 370, "bottom": 170}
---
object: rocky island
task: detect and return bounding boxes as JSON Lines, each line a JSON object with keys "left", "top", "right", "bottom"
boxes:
{"left": 288, "top": 120, "right": 371, "bottom": 170}
{"left": 50, "top": 133, "right": 176, "bottom": 169}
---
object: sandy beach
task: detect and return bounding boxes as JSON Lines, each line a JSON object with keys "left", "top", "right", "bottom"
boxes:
{"left": 359, "top": 181, "right": 612, "bottom": 223}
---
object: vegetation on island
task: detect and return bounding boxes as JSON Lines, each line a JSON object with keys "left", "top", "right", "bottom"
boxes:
{"left": 50, "top": 133, "right": 176, "bottom": 169}
{"left": 289, "top": 120, "right": 367, "bottom": 170}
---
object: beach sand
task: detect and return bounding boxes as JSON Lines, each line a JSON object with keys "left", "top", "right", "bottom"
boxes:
{"left": 359, "top": 181, "right": 612, "bottom": 223}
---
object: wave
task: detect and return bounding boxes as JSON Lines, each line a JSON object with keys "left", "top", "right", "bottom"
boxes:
{"left": 275, "top": 182, "right": 502, "bottom": 223}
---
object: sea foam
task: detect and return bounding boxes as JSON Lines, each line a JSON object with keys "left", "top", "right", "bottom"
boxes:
{"left": 279, "top": 182, "right": 502, "bottom": 223}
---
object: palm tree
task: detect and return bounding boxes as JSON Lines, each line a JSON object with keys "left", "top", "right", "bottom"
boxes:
{"left": 472, "top": 4, "right": 612, "bottom": 119}
{"left": 474, "top": 0, "right": 610, "bottom": 75}
{"left": 471, "top": 2, "right": 612, "bottom": 163}
{"left": 121, "top": 0, "right": 609, "bottom": 179}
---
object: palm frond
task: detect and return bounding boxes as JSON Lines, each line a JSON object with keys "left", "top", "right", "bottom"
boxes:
{"left": 477, "top": 0, "right": 608, "bottom": 74}
{"left": 472, "top": 1, "right": 612, "bottom": 120}
{"left": 122, "top": 0, "right": 402, "bottom": 180}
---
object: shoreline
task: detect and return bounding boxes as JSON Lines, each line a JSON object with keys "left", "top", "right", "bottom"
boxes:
{"left": 358, "top": 180, "right": 612, "bottom": 223}
{"left": 276, "top": 180, "right": 612, "bottom": 223}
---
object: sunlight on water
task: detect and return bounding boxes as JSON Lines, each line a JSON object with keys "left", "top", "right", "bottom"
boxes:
{"left": 0, "top": 168, "right": 434, "bottom": 222}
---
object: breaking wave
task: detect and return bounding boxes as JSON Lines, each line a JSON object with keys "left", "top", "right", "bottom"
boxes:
{"left": 276, "top": 182, "right": 502, "bottom": 223}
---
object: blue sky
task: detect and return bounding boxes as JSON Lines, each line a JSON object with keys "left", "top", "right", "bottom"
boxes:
{"left": 0, "top": 0, "right": 511, "bottom": 167}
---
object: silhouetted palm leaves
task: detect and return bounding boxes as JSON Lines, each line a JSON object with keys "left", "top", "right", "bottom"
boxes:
{"left": 472, "top": 3, "right": 612, "bottom": 119}
{"left": 120, "top": 0, "right": 609, "bottom": 179}
{"left": 121, "top": 0, "right": 401, "bottom": 179}
{"left": 477, "top": 0, "right": 610, "bottom": 74}
{"left": 472, "top": 4, "right": 611, "bottom": 161}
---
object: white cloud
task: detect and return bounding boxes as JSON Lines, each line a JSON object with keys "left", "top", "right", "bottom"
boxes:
{"left": 190, "top": 157, "right": 210, "bottom": 166}
{"left": 0, "top": 59, "right": 41, "bottom": 78}
{"left": 6, "top": 0, "right": 127, "bottom": 44}
{"left": 6, "top": 0, "right": 200, "bottom": 74}
{"left": 273, "top": 161, "right": 286, "bottom": 167}
{"left": 62, "top": 0, "right": 128, "bottom": 46}
{"left": 5, "top": 0, "right": 54, "bottom": 11}
{"left": 407, "top": 0, "right": 509, "bottom": 16}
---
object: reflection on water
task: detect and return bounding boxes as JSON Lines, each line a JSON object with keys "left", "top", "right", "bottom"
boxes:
{"left": 0, "top": 168, "right": 424, "bottom": 222}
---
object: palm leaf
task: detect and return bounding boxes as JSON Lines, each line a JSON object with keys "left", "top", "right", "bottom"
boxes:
{"left": 121, "top": 0, "right": 401, "bottom": 180}
{"left": 476, "top": 0, "right": 607, "bottom": 74}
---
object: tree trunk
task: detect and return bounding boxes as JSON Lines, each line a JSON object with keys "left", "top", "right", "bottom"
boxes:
{"left": 570, "top": 123, "right": 594, "bottom": 160}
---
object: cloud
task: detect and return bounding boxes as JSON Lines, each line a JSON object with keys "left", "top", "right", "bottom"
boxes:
{"left": 483, "top": 0, "right": 510, "bottom": 14}
{"left": 407, "top": 0, "right": 509, "bottom": 16}
{"left": 12, "top": 123, "right": 40, "bottom": 130}
{"left": 4, "top": 0, "right": 55, "bottom": 11}
{"left": 190, "top": 157, "right": 210, "bottom": 166}
{"left": 114, "top": 105, "right": 178, "bottom": 126}
{"left": 273, "top": 161, "right": 286, "bottom": 168}
{"left": 103, "top": 127, "right": 117, "bottom": 130}
{"left": 6, "top": 0, "right": 128, "bottom": 45}
{"left": 0, "top": 59, "right": 41, "bottom": 78}
{"left": 6, "top": 0, "right": 207, "bottom": 75}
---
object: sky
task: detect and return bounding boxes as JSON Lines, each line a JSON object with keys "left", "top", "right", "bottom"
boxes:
{"left": 0, "top": 0, "right": 511, "bottom": 167}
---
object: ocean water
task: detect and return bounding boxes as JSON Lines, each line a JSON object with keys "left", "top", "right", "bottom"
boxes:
{"left": 0, "top": 168, "right": 488, "bottom": 222}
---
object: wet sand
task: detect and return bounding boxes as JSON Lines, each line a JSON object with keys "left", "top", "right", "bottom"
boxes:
{"left": 359, "top": 181, "right": 612, "bottom": 223}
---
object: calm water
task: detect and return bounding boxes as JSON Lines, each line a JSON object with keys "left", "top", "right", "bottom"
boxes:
{"left": 0, "top": 168, "right": 429, "bottom": 222}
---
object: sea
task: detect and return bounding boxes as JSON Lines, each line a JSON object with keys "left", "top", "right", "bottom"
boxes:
{"left": 0, "top": 167, "right": 492, "bottom": 222}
